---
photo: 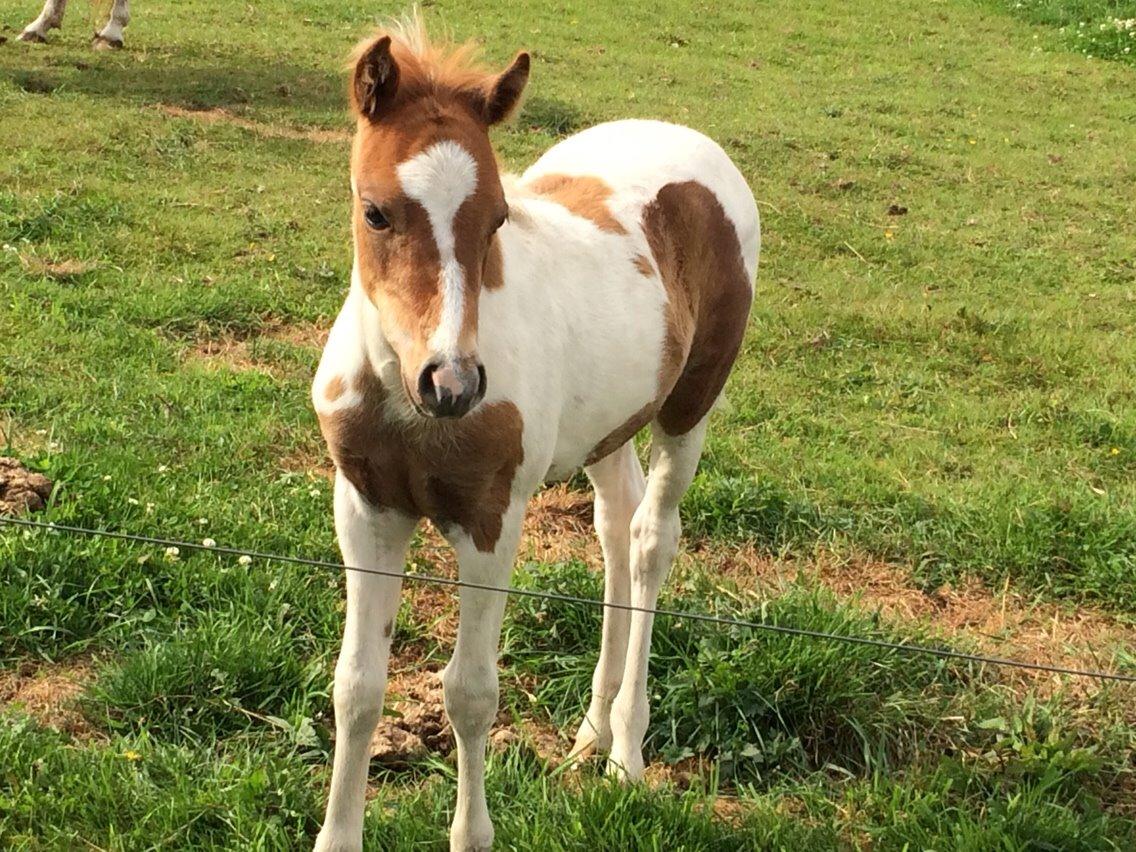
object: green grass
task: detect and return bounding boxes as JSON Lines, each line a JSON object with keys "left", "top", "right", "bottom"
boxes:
{"left": 2, "top": 0, "right": 1136, "bottom": 847}
{"left": 993, "top": 1, "right": 1136, "bottom": 64}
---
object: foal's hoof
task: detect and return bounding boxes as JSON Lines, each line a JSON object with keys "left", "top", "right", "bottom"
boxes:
{"left": 566, "top": 720, "right": 606, "bottom": 766}
{"left": 450, "top": 823, "right": 494, "bottom": 852}
{"left": 17, "top": 30, "right": 48, "bottom": 43}
{"left": 91, "top": 34, "right": 123, "bottom": 50}
{"left": 606, "top": 748, "right": 645, "bottom": 783}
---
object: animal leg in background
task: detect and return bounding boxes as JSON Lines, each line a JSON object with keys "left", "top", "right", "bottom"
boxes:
{"left": 93, "top": 0, "right": 130, "bottom": 49}
{"left": 18, "top": 0, "right": 67, "bottom": 42}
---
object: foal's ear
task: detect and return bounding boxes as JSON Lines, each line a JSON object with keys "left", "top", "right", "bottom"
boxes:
{"left": 479, "top": 51, "right": 530, "bottom": 125}
{"left": 351, "top": 35, "right": 400, "bottom": 121}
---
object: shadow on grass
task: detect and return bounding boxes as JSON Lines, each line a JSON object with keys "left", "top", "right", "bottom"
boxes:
{"left": 2, "top": 44, "right": 343, "bottom": 118}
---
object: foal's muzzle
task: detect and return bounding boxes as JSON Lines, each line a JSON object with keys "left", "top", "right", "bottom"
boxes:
{"left": 416, "top": 357, "right": 487, "bottom": 418}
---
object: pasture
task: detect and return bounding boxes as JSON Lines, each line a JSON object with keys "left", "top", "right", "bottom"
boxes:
{"left": 2, "top": 0, "right": 1136, "bottom": 848}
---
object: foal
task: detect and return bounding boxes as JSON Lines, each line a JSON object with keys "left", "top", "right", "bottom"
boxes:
{"left": 313, "top": 20, "right": 759, "bottom": 852}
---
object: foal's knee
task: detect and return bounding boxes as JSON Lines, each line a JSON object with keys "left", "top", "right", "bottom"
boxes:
{"left": 442, "top": 662, "right": 499, "bottom": 739}
{"left": 332, "top": 665, "right": 386, "bottom": 734}
{"left": 630, "top": 507, "right": 681, "bottom": 583}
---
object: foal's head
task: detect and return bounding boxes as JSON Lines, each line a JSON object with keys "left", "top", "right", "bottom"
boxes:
{"left": 348, "top": 23, "right": 529, "bottom": 418}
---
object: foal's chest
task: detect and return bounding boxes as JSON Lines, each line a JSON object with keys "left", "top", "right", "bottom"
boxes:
{"left": 319, "top": 373, "right": 524, "bottom": 553}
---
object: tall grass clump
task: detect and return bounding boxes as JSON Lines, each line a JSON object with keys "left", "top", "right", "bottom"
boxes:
{"left": 502, "top": 561, "right": 975, "bottom": 782}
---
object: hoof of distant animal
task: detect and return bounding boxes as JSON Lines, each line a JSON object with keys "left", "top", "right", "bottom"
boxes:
{"left": 17, "top": 30, "right": 48, "bottom": 43}
{"left": 91, "top": 34, "right": 123, "bottom": 50}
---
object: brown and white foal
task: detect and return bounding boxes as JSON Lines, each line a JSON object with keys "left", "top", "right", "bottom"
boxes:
{"left": 312, "top": 21, "right": 759, "bottom": 852}
{"left": 17, "top": 0, "right": 129, "bottom": 48}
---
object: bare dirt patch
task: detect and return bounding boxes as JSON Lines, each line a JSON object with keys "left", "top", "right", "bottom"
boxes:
{"left": 157, "top": 104, "right": 351, "bottom": 144}
{"left": 0, "top": 457, "right": 53, "bottom": 514}
{"left": 693, "top": 542, "right": 1136, "bottom": 693}
{"left": 19, "top": 253, "right": 97, "bottom": 279}
{"left": 0, "top": 657, "right": 97, "bottom": 739}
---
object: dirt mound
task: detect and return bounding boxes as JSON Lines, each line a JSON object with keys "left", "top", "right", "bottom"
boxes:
{"left": 366, "top": 665, "right": 563, "bottom": 769}
{"left": 0, "top": 457, "right": 53, "bottom": 514}
{"left": 370, "top": 668, "right": 453, "bottom": 767}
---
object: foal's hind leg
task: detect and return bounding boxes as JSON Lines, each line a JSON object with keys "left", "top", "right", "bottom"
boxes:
{"left": 18, "top": 0, "right": 67, "bottom": 42}
{"left": 569, "top": 441, "right": 645, "bottom": 761}
{"left": 607, "top": 417, "right": 710, "bottom": 780}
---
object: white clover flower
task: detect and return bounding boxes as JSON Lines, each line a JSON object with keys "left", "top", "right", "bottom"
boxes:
{"left": 309, "top": 488, "right": 320, "bottom": 497}
{"left": 157, "top": 464, "right": 169, "bottom": 473}
{"left": 164, "top": 546, "right": 180, "bottom": 560}
{"left": 127, "top": 497, "right": 140, "bottom": 506}
{"left": 197, "top": 517, "right": 208, "bottom": 526}
{"left": 238, "top": 554, "right": 253, "bottom": 566}
{"left": 202, "top": 538, "right": 217, "bottom": 548}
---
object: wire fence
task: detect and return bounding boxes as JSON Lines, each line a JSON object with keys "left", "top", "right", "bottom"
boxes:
{"left": 2, "top": 514, "right": 1135, "bottom": 684}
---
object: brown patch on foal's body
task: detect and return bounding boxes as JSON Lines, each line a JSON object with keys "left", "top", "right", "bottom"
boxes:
{"left": 642, "top": 181, "right": 753, "bottom": 437}
{"left": 323, "top": 376, "right": 347, "bottom": 403}
{"left": 319, "top": 369, "right": 524, "bottom": 552}
{"left": 526, "top": 173, "right": 627, "bottom": 234}
{"left": 582, "top": 180, "right": 752, "bottom": 465}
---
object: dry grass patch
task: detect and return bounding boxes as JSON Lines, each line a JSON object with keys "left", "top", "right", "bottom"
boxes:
{"left": 185, "top": 320, "right": 326, "bottom": 377}
{"left": 0, "top": 657, "right": 98, "bottom": 740}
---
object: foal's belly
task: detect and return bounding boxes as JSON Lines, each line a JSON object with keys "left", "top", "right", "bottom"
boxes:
{"left": 541, "top": 308, "right": 670, "bottom": 478}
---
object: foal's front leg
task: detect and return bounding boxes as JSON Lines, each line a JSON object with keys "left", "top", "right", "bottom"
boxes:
{"left": 443, "top": 502, "right": 526, "bottom": 852}
{"left": 315, "top": 472, "right": 416, "bottom": 852}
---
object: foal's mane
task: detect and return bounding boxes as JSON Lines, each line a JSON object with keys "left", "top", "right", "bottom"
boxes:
{"left": 348, "top": 10, "right": 506, "bottom": 114}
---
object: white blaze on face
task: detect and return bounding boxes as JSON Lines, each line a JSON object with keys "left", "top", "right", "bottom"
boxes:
{"left": 396, "top": 141, "right": 478, "bottom": 356}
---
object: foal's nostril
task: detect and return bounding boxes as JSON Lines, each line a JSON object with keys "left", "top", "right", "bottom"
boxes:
{"left": 417, "top": 361, "right": 442, "bottom": 406}
{"left": 414, "top": 358, "right": 484, "bottom": 418}
{"left": 475, "top": 364, "right": 487, "bottom": 400}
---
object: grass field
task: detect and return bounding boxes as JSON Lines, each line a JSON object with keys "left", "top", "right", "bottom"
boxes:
{"left": 2, "top": 0, "right": 1136, "bottom": 848}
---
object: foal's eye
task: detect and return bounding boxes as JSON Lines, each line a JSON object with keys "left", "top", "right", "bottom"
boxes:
{"left": 363, "top": 203, "right": 390, "bottom": 231}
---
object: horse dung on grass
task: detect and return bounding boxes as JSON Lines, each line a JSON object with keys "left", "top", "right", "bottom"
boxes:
{"left": 312, "top": 14, "right": 759, "bottom": 852}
